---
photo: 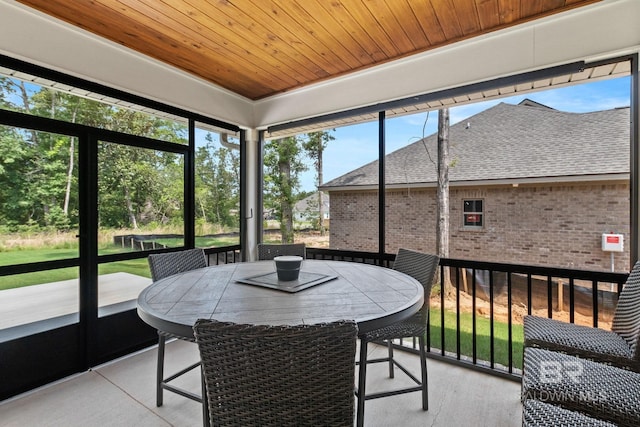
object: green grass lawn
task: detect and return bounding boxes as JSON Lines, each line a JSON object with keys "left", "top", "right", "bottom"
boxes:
{"left": 0, "top": 247, "right": 79, "bottom": 266}
{"left": 0, "top": 236, "right": 239, "bottom": 290}
{"left": 429, "top": 306, "right": 524, "bottom": 370}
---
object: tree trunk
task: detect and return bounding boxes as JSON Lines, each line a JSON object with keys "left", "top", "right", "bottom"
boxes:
{"left": 437, "top": 108, "right": 451, "bottom": 293}
{"left": 64, "top": 137, "right": 75, "bottom": 216}
{"left": 317, "top": 146, "right": 325, "bottom": 235}
{"left": 199, "top": 199, "right": 207, "bottom": 223}
{"left": 16, "top": 81, "right": 38, "bottom": 145}
{"left": 64, "top": 108, "right": 77, "bottom": 216}
{"left": 124, "top": 185, "right": 138, "bottom": 229}
{"left": 279, "top": 160, "right": 294, "bottom": 242}
{"left": 17, "top": 81, "right": 31, "bottom": 114}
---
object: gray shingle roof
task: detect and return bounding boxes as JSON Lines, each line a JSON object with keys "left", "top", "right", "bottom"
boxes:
{"left": 294, "top": 191, "right": 329, "bottom": 212}
{"left": 321, "top": 101, "right": 630, "bottom": 189}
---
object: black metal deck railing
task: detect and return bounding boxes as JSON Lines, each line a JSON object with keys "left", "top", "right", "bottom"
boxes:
{"left": 304, "top": 247, "right": 629, "bottom": 381}
{"left": 432, "top": 258, "right": 627, "bottom": 381}
{"left": 204, "top": 244, "right": 242, "bottom": 265}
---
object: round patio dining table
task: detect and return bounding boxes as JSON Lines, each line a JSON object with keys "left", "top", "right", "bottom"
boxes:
{"left": 137, "top": 259, "right": 424, "bottom": 338}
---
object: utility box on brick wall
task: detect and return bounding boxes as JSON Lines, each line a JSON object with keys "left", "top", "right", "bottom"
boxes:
{"left": 602, "top": 233, "right": 624, "bottom": 252}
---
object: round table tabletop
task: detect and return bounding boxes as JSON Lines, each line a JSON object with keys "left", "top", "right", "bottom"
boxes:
{"left": 137, "top": 259, "right": 424, "bottom": 337}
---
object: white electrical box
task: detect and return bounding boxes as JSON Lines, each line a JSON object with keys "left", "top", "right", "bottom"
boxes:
{"left": 602, "top": 234, "right": 624, "bottom": 252}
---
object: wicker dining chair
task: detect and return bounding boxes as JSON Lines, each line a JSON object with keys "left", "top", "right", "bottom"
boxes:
{"left": 193, "top": 319, "right": 358, "bottom": 427}
{"left": 147, "top": 248, "right": 207, "bottom": 407}
{"left": 522, "top": 397, "right": 617, "bottom": 427}
{"left": 257, "top": 242, "right": 306, "bottom": 260}
{"left": 522, "top": 347, "right": 640, "bottom": 426}
{"left": 355, "top": 248, "right": 439, "bottom": 427}
{"left": 523, "top": 260, "right": 640, "bottom": 372}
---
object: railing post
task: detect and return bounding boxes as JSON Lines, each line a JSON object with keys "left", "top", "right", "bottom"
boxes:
{"left": 557, "top": 279, "right": 563, "bottom": 312}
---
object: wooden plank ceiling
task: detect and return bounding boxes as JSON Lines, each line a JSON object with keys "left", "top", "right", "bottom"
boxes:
{"left": 17, "top": 0, "right": 601, "bottom": 101}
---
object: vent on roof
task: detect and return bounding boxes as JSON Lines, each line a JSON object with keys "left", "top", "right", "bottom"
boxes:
{"left": 518, "top": 99, "right": 555, "bottom": 110}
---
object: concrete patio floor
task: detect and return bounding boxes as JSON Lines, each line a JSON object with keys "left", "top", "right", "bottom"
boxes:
{"left": 0, "top": 339, "right": 523, "bottom": 426}
{"left": 0, "top": 272, "right": 151, "bottom": 330}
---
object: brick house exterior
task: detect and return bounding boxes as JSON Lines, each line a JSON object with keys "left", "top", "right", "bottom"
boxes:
{"left": 322, "top": 101, "right": 631, "bottom": 272}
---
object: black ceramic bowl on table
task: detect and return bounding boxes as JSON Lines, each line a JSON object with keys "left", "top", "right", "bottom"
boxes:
{"left": 274, "top": 256, "right": 303, "bottom": 281}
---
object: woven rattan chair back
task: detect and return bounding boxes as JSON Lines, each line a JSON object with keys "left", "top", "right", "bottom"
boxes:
{"left": 392, "top": 248, "right": 440, "bottom": 326}
{"left": 522, "top": 347, "right": 640, "bottom": 425}
{"left": 257, "top": 243, "right": 306, "bottom": 260}
{"left": 194, "top": 319, "right": 358, "bottom": 427}
{"left": 148, "top": 248, "right": 207, "bottom": 281}
{"left": 393, "top": 248, "right": 440, "bottom": 295}
{"left": 611, "top": 260, "right": 640, "bottom": 359}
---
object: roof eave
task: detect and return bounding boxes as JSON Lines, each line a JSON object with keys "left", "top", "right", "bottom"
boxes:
{"left": 321, "top": 173, "right": 629, "bottom": 192}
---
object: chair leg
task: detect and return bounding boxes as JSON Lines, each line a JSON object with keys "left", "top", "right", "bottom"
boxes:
{"left": 419, "top": 334, "right": 428, "bottom": 411}
{"left": 387, "top": 340, "right": 395, "bottom": 378}
{"left": 201, "top": 365, "right": 210, "bottom": 427}
{"left": 356, "top": 339, "right": 368, "bottom": 427}
{"left": 156, "top": 333, "right": 166, "bottom": 407}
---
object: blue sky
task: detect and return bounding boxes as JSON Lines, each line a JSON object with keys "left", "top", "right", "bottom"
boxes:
{"left": 300, "top": 76, "right": 631, "bottom": 192}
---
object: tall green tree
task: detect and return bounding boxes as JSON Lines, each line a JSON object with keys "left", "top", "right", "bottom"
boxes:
{"left": 31, "top": 90, "right": 107, "bottom": 221}
{"left": 302, "top": 130, "right": 334, "bottom": 234}
{"left": 0, "top": 77, "right": 244, "bottom": 237}
{"left": 97, "top": 109, "right": 187, "bottom": 229}
{"left": 195, "top": 133, "right": 240, "bottom": 229}
{"left": 264, "top": 136, "right": 307, "bottom": 242}
{"left": 0, "top": 125, "right": 29, "bottom": 228}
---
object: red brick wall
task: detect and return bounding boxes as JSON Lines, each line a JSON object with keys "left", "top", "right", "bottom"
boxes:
{"left": 328, "top": 182, "right": 631, "bottom": 272}
{"left": 328, "top": 191, "right": 379, "bottom": 251}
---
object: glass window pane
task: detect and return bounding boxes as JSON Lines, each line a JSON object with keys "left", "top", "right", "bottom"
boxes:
{"left": 384, "top": 110, "right": 437, "bottom": 254}
{"left": 98, "top": 141, "right": 185, "bottom": 255}
{"left": 0, "top": 126, "right": 79, "bottom": 262}
{"left": 98, "top": 259, "right": 151, "bottom": 316}
{"left": 264, "top": 124, "right": 379, "bottom": 251}
{"left": 464, "top": 201, "right": 471, "bottom": 212}
{"left": 464, "top": 213, "right": 483, "bottom": 227}
{"left": 0, "top": 268, "right": 79, "bottom": 331}
{"left": 262, "top": 135, "right": 316, "bottom": 245}
{"left": 382, "top": 75, "right": 630, "bottom": 269}
{"left": 194, "top": 124, "right": 240, "bottom": 248}
{"left": 313, "top": 122, "right": 379, "bottom": 252}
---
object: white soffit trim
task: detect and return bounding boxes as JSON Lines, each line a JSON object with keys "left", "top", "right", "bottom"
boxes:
{"left": 263, "top": 59, "right": 630, "bottom": 139}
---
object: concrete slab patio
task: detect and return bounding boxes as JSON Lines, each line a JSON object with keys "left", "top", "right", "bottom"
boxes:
{"left": 0, "top": 272, "right": 151, "bottom": 330}
{"left": 0, "top": 339, "right": 522, "bottom": 426}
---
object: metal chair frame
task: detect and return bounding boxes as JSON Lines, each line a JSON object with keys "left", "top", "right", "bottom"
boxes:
{"left": 354, "top": 248, "right": 440, "bottom": 427}
{"left": 147, "top": 248, "right": 207, "bottom": 409}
